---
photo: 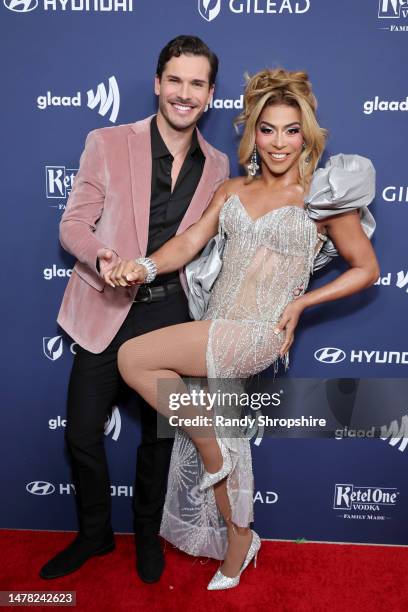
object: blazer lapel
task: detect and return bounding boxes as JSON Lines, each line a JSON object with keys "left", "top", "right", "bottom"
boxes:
{"left": 176, "top": 130, "right": 219, "bottom": 235}
{"left": 128, "top": 117, "right": 154, "bottom": 256}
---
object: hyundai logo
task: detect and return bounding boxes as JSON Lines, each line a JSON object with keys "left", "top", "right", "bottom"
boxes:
{"left": 4, "top": 0, "right": 38, "bottom": 12}
{"left": 314, "top": 347, "right": 346, "bottom": 364}
{"left": 26, "top": 481, "right": 55, "bottom": 495}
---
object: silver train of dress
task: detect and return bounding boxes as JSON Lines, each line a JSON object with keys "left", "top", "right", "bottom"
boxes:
{"left": 159, "top": 154, "right": 376, "bottom": 560}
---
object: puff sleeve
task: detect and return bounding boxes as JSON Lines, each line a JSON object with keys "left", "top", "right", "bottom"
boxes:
{"left": 305, "top": 154, "right": 376, "bottom": 272}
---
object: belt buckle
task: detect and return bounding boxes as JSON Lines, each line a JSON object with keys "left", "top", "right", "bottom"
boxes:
{"left": 137, "top": 285, "right": 152, "bottom": 303}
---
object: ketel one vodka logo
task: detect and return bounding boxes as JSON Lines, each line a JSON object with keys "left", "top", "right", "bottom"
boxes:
{"left": 378, "top": 0, "right": 408, "bottom": 18}
{"left": 333, "top": 484, "right": 399, "bottom": 511}
{"left": 46, "top": 166, "right": 77, "bottom": 200}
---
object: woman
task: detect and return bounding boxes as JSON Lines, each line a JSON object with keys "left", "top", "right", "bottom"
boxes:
{"left": 107, "top": 68, "right": 379, "bottom": 589}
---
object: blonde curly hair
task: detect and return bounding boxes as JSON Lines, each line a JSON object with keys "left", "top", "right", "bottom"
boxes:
{"left": 235, "top": 68, "right": 328, "bottom": 187}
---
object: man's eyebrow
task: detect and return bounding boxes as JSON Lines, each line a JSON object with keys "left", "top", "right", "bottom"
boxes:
{"left": 259, "top": 121, "right": 301, "bottom": 128}
{"left": 166, "top": 74, "right": 208, "bottom": 84}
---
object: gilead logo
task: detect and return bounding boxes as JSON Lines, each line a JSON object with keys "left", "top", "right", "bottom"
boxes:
{"left": 198, "top": 0, "right": 221, "bottom": 21}
{"left": 382, "top": 186, "right": 408, "bottom": 202}
{"left": 198, "top": 0, "right": 310, "bottom": 20}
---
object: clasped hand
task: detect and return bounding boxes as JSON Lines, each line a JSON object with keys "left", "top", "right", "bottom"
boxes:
{"left": 102, "top": 257, "right": 147, "bottom": 288}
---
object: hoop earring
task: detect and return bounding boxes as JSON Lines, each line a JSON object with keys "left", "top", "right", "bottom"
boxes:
{"left": 247, "top": 145, "right": 259, "bottom": 177}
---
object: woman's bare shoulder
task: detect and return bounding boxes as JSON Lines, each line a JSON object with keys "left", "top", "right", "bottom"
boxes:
{"left": 219, "top": 176, "right": 247, "bottom": 193}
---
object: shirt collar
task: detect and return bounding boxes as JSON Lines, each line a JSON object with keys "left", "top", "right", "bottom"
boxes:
{"left": 150, "top": 115, "right": 202, "bottom": 159}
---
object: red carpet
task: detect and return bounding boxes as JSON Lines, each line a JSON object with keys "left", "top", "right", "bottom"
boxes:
{"left": 1, "top": 530, "right": 407, "bottom": 611}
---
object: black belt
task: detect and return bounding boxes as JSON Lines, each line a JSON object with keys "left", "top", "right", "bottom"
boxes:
{"left": 133, "top": 280, "right": 183, "bottom": 303}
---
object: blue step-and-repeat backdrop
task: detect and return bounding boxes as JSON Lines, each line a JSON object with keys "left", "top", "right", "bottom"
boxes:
{"left": 1, "top": 0, "right": 407, "bottom": 546}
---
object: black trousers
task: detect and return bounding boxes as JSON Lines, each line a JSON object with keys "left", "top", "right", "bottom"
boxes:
{"left": 64, "top": 289, "right": 191, "bottom": 543}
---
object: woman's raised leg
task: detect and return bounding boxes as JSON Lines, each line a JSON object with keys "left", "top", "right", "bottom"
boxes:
{"left": 118, "top": 320, "right": 252, "bottom": 577}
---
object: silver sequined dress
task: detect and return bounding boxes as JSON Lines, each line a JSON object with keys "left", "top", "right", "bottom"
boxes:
{"left": 160, "top": 154, "right": 376, "bottom": 560}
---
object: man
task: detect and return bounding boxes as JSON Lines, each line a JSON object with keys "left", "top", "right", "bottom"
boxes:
{"left": 40, "top": 35, "right": 229, "bottom": 583}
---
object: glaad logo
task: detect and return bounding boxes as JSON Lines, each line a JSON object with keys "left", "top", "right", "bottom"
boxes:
{"left": 374, "top": 270, "right": 408, "bottom": 293}
{"left": 363, "top": 96, "right": 408, "bottom": 114}
{"left": 397, "top": 271, "right": 408, "bottom": 292}
{"left": 4, "top": 0, "right": 38, "bottom": 10}
{"left": 37, "top": 77, "right": 120, "bottom": 124}
{"left": 43, "top": 265, "right": 72, "bottom": 280}
{"left": 205, "top": 94, "right": 243, "bottom": 111}
{"left": 314, "top": 347, "right": 346, "bottom": 364}
{"left": 26, "top": 481, "right": 55, "bottom": 495}
{"left": 381, "top": 414, "right": 408, "bottom": 452}
{"left": 49, "top": 416, "right": 66, "bottom": 430}
{"left": 104, "top": 406, "right": 121, "bottom": 441}
{"left": 43, "top": 336, "right": 63, "bottom": 361}
{"left": 198, "top": 0, "right": 221, "bottom": 21}
{"left": 87, "top": 76, "right": 120, "bottom": 123}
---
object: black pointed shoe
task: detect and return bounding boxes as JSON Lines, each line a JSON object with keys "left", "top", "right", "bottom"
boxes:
{"left": 136, "top": 535, "right": 165, "bottom": 583}
{"left": 39, "top": 533, "right": 115, "bottom": 579}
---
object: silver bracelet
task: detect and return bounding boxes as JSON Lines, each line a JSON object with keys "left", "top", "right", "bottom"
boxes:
{"left": 134, "top": 257, "right": 157, "bottom": 283}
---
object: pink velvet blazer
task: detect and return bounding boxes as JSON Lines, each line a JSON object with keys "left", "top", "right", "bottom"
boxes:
{"left": 57, "top": 115, "right": 230, "bottom": 353}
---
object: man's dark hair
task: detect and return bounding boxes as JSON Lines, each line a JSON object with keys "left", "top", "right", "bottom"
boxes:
{"left": 156, "top": 35, "right": 219, "bottom": 87}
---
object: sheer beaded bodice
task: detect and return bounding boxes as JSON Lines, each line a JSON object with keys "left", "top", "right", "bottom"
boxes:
{"left": 203, "top": 194, "right": 320, "bottom": 326}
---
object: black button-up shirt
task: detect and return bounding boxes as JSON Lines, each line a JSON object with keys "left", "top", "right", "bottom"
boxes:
{"left": 146, "top": 116, "right": 205, "bottom": 286}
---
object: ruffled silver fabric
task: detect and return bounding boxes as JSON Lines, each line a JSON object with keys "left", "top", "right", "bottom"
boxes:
{"left": 305, "top": 153, "right": 376, "bottom": 271}
{"left": 161, "top": 154, "right": 376, "bottom": 560}
{"left": 185, "top": 228, "right": 226, "bottom": 321}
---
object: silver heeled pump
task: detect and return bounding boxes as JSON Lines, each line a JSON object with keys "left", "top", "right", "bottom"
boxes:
{"left": 198, "top": 438, "right": 233, "bottom": 492}
{"left": 207, "top": 529, "right": 261, "bottom": 590}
